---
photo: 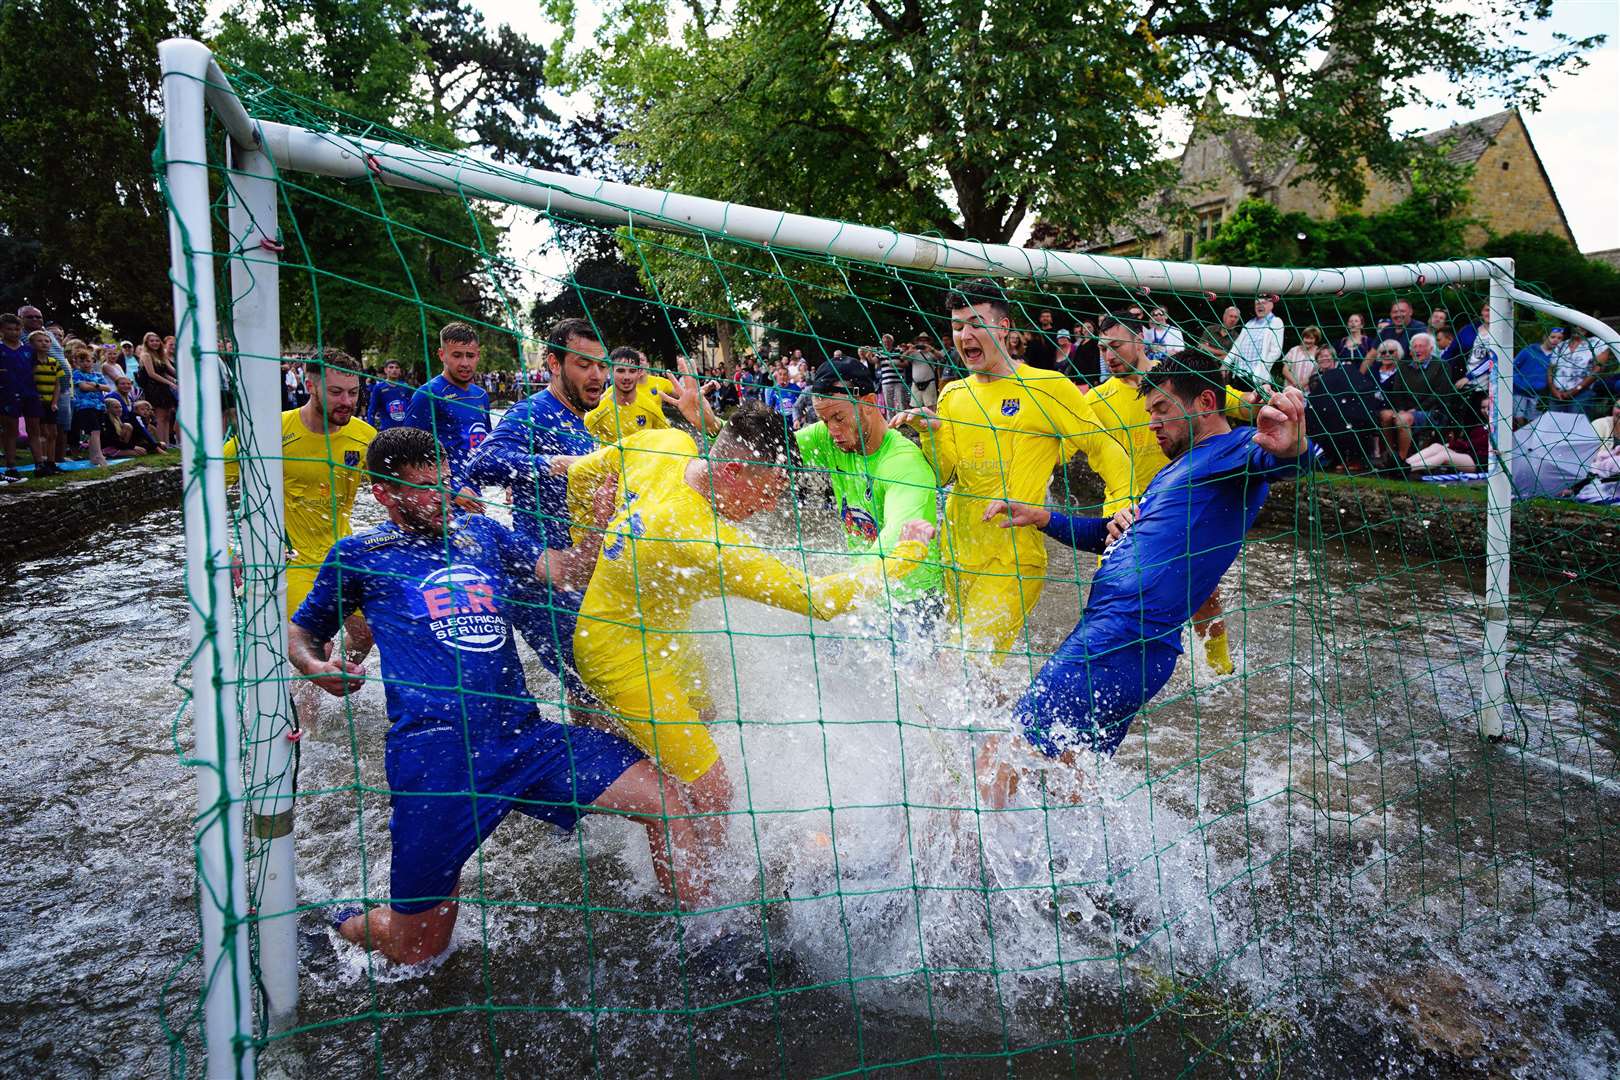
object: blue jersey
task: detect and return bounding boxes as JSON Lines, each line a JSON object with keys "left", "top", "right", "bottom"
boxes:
{"left": 463, "top": 388, "right": 595, "bottom": 550}
{"left": 366, "top": 380, "right": 414, "bottom": 430}
{"left": 291, "top": 514, "right": 544, "bottom": 735}
{"left": 768, "top": 382, "right": 803, "bottom": 417}
{"left": 403, "top": 374, "right": 491, "bottom": 483}
{"left": 1511, "top": 344, "right": 1551, "bottom": 396}
{"left": 0, "top": 341, "right": 34, "bottom": 400}
{"left": 1043, "top": 427, "right": 1314, "bottom": 656}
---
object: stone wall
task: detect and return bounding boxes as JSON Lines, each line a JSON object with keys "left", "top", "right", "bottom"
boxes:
{"left": 0, "top": 467, "right": 182, "bottom": 558}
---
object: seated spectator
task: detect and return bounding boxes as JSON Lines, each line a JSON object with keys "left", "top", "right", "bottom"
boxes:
{"left": 130, "top": 399, "right": 166, "bottom": 450}
{"left": 1427, "top": 308, "right": 1456, "bottom": 358}
{"left": 70, "top": 348, "right": 113, "bottom": 467}
{"left": 1548, "top": 327, "right": 1598, "bottom": 415}
{"left": 1434, "top": 327, "right": 1456, "bottom": 364}
{"left": 1378, "top": 333, "right": 1459, "bottom": 466}
{"left": 1337, "top": 313, "right": 1376, "bottom": 363}
{"left": 1143, "top": 307, "right": 1185, "bottom": 361}
{"left": 1281, "top": 326, "right": 1323, "bottom": 389}
{"left": 1593, "top": 397, "right": 1618, "bottom": 449}
{"left": 1379, "top": 298, "right": 1420, "bottom": 354}
{"left": 100, "top": 397, "right": 149, "bottom": 458}
{"left": 1306, "top": 348, "right": 1388, "bottom": 471}
{"left": 1199, "top": 306, "right": 1242, "bottom": 364}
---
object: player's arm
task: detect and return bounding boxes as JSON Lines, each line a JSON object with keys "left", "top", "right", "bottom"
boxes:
{"left": 287, "top": 545, "right": 367, "bottom": 696}
{"left": 870, "top": 454, "right": 939, "bottom": 559}
{"left": 982, "top": 499, "right": 1112, "bottom": 553}
{"left": 463, "top": 406, "right": 543, "bottom": 487}
{"left": 711, "top": 521, "right": 928, "bottom": 620}
{"left": 1248, "top": 386, "right": 1315, "bottom": 476}
{"left": 220, "top": 433, "right": 240, "bottom": 487}
{"left": 655, "top": 357, "right": 722, "bottom": 440}
{"left": 893, "top": 404, "right": 957, "bottom": 484}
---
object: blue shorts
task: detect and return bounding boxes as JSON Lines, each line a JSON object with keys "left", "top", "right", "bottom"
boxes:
{"left": 385, "top": 714, "right": 643, "bottom": 914}
{"left": 1, "top": 392, "right": 40, "bottom": 420}
{"left": 509, "top": 579, "right": 591, "bottom": 701}
{"left": 1015, "top": 639, "right": 1179, "bottom": 757}
{"left": 1408, "top": 409, "right": 1440, "bottom": 429}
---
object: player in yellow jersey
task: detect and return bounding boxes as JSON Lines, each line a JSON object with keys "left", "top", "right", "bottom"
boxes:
{"left": 1078, "top": 314, "right": 1258, "bottom": 675}
{"left": 224, "top": 361, "right": 377, "bottom": 726}
{"left": 893, "top": 277, "right": 1098, "bottom": 665}
{"left": 566, "top": 401, "right": 930, "bottom": 836}
{"left": 584, "top": 347, "right": 722, "bottom": 444}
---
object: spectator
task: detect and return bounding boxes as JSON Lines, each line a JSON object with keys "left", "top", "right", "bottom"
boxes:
{"left": 1024, "top": 309, "right": 1059, "bottom": 369}
{"left": 907, "top": 334, "right": 940, "bottom": 408}
{"left": 118, "top": 340, "right": 140, "bottom": 379}
{"left": 107, "top": 376, "right": 137, "bottom": 419}
{"left": 98, "top": 345, "right": 124, "bottom": 387}
{"left": 1142, "top": 307, "right": 1185, "bottom": 362}
{"left": 28, "top": 332, "right": 64, "bottom": 475}
{"left": 49, "top": 338, "right": 73, "bottom": 465}
{"left": 1005, "top": 329, "right": 1027, "bottom": 362}
{"left": 1593, "top": 397, "right": 1618, "bottom": 449}
{"left": 1378, "top": 332, "right": 1457, "bottom": 465}
{"left": 1548, "top": 327, "right": 1598, "bottom": 415}
{"left": 1337, "top": 313, "right": 1376, "bottom": 363}
{"left": 1510, "top": 328, "right": 1561, "bottom": 427}
{"left": 1281, "top": 326, "right": 1324, "bottom": 389}
{"left": 1379, "top": 299, "right": 1420, "bottom": 354}
{"left": 767, "top": 365, "right": 804, "bottom": 426}
{"left": 0, "top": 314, "right": 44, "bottom": 482}
{"left": 1455, "top": 302, "right": 1491, "bottom": 356}
{"left": 873, "top": 342, "right": 908, "bottom": 414}
{"left": 1064, "top": 320, "right": 1099, "bottom": 385}
{"left": 1306, "top": 347, "right": 1387, "bottom": 471}
{"left": 100, "top": 396, "right": 150, "bottom": 459}
{"left": 137, "top": 330, "right": 178, "bottom": 446}
{"left": 1434, "top": 327, "right": 1457, "bottom": 365}
{"left": 365, "top": 359, "right": 414, "bottom": 430}
{"left": 1199, "top": 306, "right": 1242, "bottom": 365}
{"left": 1229, "top": 295, "right": 1286, "bottom": 391}
{"left": 70, "top": 346, "right": 113, "bottom": 468}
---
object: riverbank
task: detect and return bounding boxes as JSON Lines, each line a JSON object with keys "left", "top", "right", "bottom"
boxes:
{"left": 0, "top": 457, "right": 181, "bottom": 556}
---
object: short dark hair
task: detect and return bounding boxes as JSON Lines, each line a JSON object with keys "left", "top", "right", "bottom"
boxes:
{"left": 439, "top": 321, "right": 479, "bottom": 347}
{"left": 546, "top": 317, "right": 600, "bottom": 362}
{"left": 716, "top": 400, "right": 795, "bottom": 467}
{"left": 945, "top": 277, "right": 1010, "bottom": 321}
{"left": 608, "top": 345, "right": 645, "bottom": 366}
{"left": 0, "top": 314, "right": 17, "bottom": 329}
{"left": 1096, "top": 310, "right": 1143, "bottom": 335}
{"left": 1139, "top": 351, "right": 1226, "bottom": 406}
{"left": 368, "top": 426, "right": 441, "bottom": 483}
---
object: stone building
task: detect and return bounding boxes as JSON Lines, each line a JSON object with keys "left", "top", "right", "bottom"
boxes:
{"left": 1077, "top": 106, "right": 1574, "bottom": 259}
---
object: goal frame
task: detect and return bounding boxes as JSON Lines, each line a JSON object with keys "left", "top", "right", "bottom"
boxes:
{"left": 157, "top": 36, "right": 1619, "bottom": 1080}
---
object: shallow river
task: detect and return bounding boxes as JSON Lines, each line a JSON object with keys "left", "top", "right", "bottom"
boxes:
{"left": 0, "top": 494, "right": 1615, "bottom": 1078}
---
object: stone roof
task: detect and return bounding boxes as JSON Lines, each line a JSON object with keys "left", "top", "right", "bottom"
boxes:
{"left": 1419, "top": 109, "right": 1515, "bottom": 166}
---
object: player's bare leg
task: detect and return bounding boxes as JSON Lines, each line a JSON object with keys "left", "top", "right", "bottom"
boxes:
{"left": 1191, "top": 587, "right": 1234, "bottom": 675}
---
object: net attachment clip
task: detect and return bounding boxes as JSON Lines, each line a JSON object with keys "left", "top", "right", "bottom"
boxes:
{"left": 258, "top": 235, "right": 285, "bottom": 254}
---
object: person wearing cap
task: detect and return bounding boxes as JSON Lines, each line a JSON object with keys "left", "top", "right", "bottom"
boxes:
{"left": 797, "top": 358, "right": 944, "bottom": 625}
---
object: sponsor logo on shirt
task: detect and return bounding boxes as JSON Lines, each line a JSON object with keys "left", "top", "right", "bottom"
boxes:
{"left": 1001, "top": 398, "right": 1020, "bottom": 417}
{"left": 467, "top": 422, "right": 488, "bottom": 450}
{"left": 840, "top": 502, "right": 879, "bottom": 542}
{"left": 419, "top": 564, "right": 507, "bottom": 652}
{"left": 388, "top": 399, "right": 406, "bottom": 420}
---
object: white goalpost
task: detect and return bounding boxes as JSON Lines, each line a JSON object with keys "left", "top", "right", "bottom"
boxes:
{"left": 156, "top": 35, "right": 1619, "bottom": 1080}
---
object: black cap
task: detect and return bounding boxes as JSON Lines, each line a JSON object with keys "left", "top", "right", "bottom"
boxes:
{"left": 809, "top": 357, "right": 878, "bottom": 398}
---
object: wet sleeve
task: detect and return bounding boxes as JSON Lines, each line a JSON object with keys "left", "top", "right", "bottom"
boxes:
{"left": 872, "top": 451, "right": 938, "bottom": 558}
{"left": 221, "top": 433, "right": 240, "bottom": 487}
{"left": 1039, "top": 511, "right": 1110, "bottom": 553}
{"left": 916, "top": 402, "right": 959, "bottom": 485}
{"left": 290, "top": 542, "right": 362, "bottom": 640}
{"left": 565, "top": 443, "right": 624, "bottom": 545}
{"left": 402, "top": 387, "right": 434, "bottom": 435}
{"left": 464, "top": 407, "right": 541, "bottom": 488}
{"left": 711, "top": 521, "right": 927, "bottom": 620}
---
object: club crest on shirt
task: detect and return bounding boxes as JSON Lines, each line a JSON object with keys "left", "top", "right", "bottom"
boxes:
{"left": 419, "top": 564, "right": 507, "bottom": 652}
{"left": 452, "top": 530, "right": 483, "bottom": 558}
{"left": 344, "top": 451, "right": 360, "bottom": 468}
{"left": 636, "top": 415, "right": 646, "bottom": 427}
{"left": 1001, "top": 398, "right": 1020, "bottom": 417}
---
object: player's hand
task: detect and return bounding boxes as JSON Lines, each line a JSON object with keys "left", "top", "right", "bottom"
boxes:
{"left": 547, "top": 455, "right": 580, "bottom": 477}
{"left": 891, "top": 406, "right": 939, "bottom": 432}
{"left": 1253, "top": 385, "right": 1308, "bottom": 458}
{"left": 230, "top": 551, "right": 244, "bottom": 591}
{"left": 304, "top": 658, "right": 365, "bottom": 698}
{"left": 453, "top": 486, "right": 484, "bottom": 513}
{"left": 591, "top": 474, "right": 619, "bottom": 531}
{"left": 1106, "top": 504, "right": 1137, "bottom": 542}
{"left": 982, "top": 499, "right": 1052, "bottom": 530}
{"left": 657, "top": 356, "right": 706, "bottom": 429}
{"left": 899, "top": 519, "right": 935, "bottom": 543}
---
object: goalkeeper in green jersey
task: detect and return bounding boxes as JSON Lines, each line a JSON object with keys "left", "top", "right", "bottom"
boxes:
{"left": 795, "top": 358, "right": 944, "bottom": 627}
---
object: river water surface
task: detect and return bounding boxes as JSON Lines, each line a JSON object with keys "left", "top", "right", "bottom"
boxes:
{"left": 0, "top": 495, "right": 1616, "bottom": 1078}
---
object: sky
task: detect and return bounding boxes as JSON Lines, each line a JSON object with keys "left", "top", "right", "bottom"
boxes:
{"left": 466, "top": 0, "right": 1617, "bottom": 307}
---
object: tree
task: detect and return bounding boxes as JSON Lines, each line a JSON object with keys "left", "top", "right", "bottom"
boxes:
{"left": 213, "top": 0, "right": 563, "bottom": 366}
{"left": 0, "top": 0, "right": 200, "bottom": 337}
{"left": 548, "top": 0, "right": 1601, "bottom": 249}
{"left": 1481, "top": 233, "right": 1620, "bottom": 319}
{"left": 1196, "top": 196, "right": 1474, "bottom": 269}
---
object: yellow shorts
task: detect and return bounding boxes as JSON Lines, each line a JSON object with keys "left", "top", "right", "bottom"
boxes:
{"left": 285, "top": 564, "right": 320, "bottom": 621}
{"left": 943, "top": 562, "right": 1045, "bottom": 662}
{"left": 593, "top": 651, "right": 719, "bottom": 784}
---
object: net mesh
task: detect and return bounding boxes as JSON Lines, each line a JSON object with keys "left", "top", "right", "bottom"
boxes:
{"left": 157, "top": 62, "right": 1620, "bottom": 1078}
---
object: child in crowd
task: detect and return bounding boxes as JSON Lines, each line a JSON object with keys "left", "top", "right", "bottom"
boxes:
{"left": 71, "top": 347, "right": 113, "bottom": 467}
{"left": 28, "top": 331, "right": 64, "bottom": 476}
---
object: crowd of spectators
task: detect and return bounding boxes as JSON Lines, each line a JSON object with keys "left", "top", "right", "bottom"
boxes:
{"left": 0, "top": 305, "right": 173, "bottom": 483}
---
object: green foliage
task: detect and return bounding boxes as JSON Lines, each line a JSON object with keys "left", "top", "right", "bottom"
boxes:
{"left": 1197, "top": 197, "right": 1474, "bottom": 269}
{"left": 1481, "top": 232, "right": 1620, "bottom": 318}
{"left": 0, "top": 0, "right": 201, "bottom": 337}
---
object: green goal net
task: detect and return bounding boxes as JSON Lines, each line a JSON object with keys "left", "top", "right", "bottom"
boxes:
{"left": 156, "top": 42, "right": 1620, "bottom": 1079}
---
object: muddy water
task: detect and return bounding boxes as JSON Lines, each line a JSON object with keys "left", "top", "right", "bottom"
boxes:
{"left": 0, "top": 498, "right": 1615, "bottom": 1078}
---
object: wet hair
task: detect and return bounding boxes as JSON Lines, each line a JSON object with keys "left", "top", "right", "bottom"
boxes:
{"left": 609, "top": 345, "right": 645, "bottom": 367}
{"left": 545, "top": 317, "right": 599, "bottom": 363}
{"left": 368, "top": 426, "right": 441, "bottom": 484}
{"left": 715, "top": 400, "right": 796, "bottom": 468}
{"left": 945, "top": 277, "right": 1010, "bottom": 321}
{"left": 1139, "top": 351, "right": 1225, "bottom": 406}
{"left": 439, "top": 321, "right": 479, "bottom": 347}
{"left": 1096, "top": 311, "right": 1143, "bottom": 336}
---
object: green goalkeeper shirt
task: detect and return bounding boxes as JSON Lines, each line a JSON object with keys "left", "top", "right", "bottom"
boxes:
{"left": 795, "top": 421, "right": 942, "bottom": 605}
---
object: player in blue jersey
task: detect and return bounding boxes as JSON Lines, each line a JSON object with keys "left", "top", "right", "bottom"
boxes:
{"left": 978, "top": 351, "right": 1314, "bottom": 806}
{"left": 403, "top": 321, "right": 492, "bottom": 496}
{"left": 462, "top": 317, "right": 612, "bottom": 704}
{"left": 289, "top": 427, "right": 716, "bottom": 966}
{"left": 364, "top": 359, "right": 414, "bottom": 431}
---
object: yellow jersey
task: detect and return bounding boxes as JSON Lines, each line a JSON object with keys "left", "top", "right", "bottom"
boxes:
{"left": 223, "top": 408, "right": 377, "bottom": 566}
{"left": 584, "top": 374, "right": 676, "bottom": 444}
{"left": 1079, "top": 377, "right": 1248, "bottom": 515}
{"left": 568, "top": 428, "right": 923, "bottom": 692}
{"left": 918, "top": 363, "right": 1097, "bottom": 571}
